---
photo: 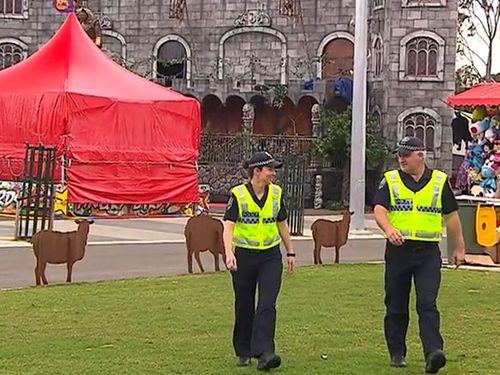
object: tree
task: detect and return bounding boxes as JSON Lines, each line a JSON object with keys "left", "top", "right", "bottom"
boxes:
{"left": 455, "top": 64, "right": 483, "bottom": 93}
{"left": 457, "top": 0, "right": 500, "bottom": 80}
{"left": 313, "top": 107, "right": 389, "bottom": 205}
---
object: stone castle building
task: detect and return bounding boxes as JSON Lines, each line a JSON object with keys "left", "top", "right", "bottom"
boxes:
{"left": 1, "top": 0, "right": 457, "bottom": 203}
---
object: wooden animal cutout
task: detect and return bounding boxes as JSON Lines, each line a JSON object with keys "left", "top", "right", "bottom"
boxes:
{"left": 184, "top": 215, "right": 226, "bottom": 273}
{"left": 311, "top": 211, "right": 353, "bottom": 264}
{"left": 31, "top": 219, "right": 94, "bottom": 286}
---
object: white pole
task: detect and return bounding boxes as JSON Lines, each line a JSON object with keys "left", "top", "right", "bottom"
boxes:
{"left": 349, "top": 0, "right": 368, "bottom": 230}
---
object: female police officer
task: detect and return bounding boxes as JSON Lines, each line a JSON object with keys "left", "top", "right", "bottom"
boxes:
{"left": 223, "top": 151, "right": 296, "bottom": 371}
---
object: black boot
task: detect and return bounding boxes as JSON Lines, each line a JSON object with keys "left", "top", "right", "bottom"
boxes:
{"left": 425, "top": 350, "right": 446, "bottom": 374}
{"left": 236, "top": 356, "right": 251, "bottom": 367}
{"left": 390, "top": 355, "right": 407, "bottom": 368}
{"left": 257, "top": 352, "right": 281, "bottom": 371}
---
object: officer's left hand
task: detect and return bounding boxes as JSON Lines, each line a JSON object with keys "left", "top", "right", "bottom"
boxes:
{"left": 287, "top": 256, "right": 296, "bottom": 274}
{"left": 454, "top": 247, "right": 466, "bottom": 269}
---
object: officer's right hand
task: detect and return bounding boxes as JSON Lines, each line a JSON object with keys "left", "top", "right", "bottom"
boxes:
{"left": 385, "top": 227, "right": 405, "bottom": 246}
{"left": 226, "top": 252, "right": 237, "bottom": 271}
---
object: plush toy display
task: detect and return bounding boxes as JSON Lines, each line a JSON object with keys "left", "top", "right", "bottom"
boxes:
{"left": 456, "top": 106, "right": 500, "bottom": 197}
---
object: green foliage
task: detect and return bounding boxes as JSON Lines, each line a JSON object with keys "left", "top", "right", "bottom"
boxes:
{"left": 272, "top": 84, "right": 289, "bottom": 109}
{"left": 313, "top": 109, "right": 352, "bottom": 168}
{"left": 313, "top": 107, "right": 389, "bottom": 170}
{"left": 455, "top": 65, "right": 483, "bottom": 93}
{"left": 324, "top": 200, "right": 347, "bottom": 211}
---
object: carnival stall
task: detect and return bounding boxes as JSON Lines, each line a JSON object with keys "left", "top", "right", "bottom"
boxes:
{"left": 0, "top": 14, "right": 201, "bottom": 211}
{"left": 447, "top": 83, "right": 500, "bottom": 265}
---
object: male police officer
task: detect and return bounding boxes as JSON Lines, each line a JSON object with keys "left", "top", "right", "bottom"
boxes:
{"left": 373, "top": 137, "right": 465, "bottom": 373}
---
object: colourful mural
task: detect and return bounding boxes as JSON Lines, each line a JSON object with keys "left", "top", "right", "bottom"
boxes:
{"left": 0, "top": 181, "right": 22, "bottom": 215}
{"left": 68, "top": 184, "right": 210, "bottom": 217}
{"left": 54, "top": 186, "right": 68, "bottom": 216}
{"left": 0, "top": 182, "right": 209, "bottom": 218}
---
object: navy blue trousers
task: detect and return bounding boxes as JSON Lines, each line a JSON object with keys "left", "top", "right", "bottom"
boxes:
{"left": 384, "top": 241, "right": 444, "bottom": 359}
{"left": 231, "top": 246, "right": 282, "bottom": 358}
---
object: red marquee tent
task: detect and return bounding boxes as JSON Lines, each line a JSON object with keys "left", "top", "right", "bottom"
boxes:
{"left": 0, "top": 13, "right": 201, "bottom": 204}
{"left": 448, "top": 83, "right": 500, "bottom": 107}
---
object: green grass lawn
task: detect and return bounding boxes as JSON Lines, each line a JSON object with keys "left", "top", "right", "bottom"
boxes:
{"left": 0, "top": 264, "right": 499, "bottom": 375}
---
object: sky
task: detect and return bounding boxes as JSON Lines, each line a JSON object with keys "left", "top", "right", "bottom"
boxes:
{"left": 456, "top": 4, "right": 500, "bottom": 76}
{"left": 457, "top": 35, "right": 500, "bottom": 76}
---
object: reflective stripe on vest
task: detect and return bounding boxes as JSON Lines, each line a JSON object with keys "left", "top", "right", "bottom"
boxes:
{"left": 388, "top": 170, "right": 444, "bottom": 214}
{"left": 233, "top": 235, "right": 282, "bottom": 248}
{"left": 231, "top": 183, "right": 282, "bottom": 250}
{"left": 385, "top": 169, "right": 446, "bottom": 242}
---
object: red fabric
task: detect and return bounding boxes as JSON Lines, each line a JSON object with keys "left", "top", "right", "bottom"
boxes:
{"left": 448, "top": 83, "right": 500, "bottom": 106}
{"left": 0, "top": 14, "right": 201, "bottom": 204}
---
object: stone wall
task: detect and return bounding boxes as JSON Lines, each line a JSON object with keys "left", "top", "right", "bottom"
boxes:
{"left": 370, "top": 0, "right": 457, "bottom": 173}
{"left": 1, "top": 0, "right": 459, "bottom": 174}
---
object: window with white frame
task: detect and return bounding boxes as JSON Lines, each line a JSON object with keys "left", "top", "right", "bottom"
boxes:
{"left": 371, "top": 106, "right": 382, "bottom": 128}
{"left": 402, "top": 0, "right": 446, "bottom": 7}
{"left": 399, "top": 31, "right": 445, "bottom": 81}
{"left": 102, "top": 31, "right": 127, "bottom": 65}
{"left": 153, "top": 35, "right": 192, "bottom": 87}
{"left": 0, "top": 0, "right": 27, "bottom": 18}
{"left": 0, "top": 41, "right": 26, "bottom": 70}
{"left": 374, "top": 0, "right": 384, "bottom": 9}
{"left": 402, "top": 113, "right": 436, "bottom": 151}
{"left": 372, "top": 36, "right": 383, "bottom": 78}
{"left": 397, "top": 108, "right": 442, "bottom": 160}
{"left": 406, "top": 38, "right": 437, "bottom": 77}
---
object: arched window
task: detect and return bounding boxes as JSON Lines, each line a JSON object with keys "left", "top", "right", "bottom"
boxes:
{"left": 102, "top": 31, "right": 126, "bottom": 64}
{"left": 397, "top": 108, "right": 443, "bottom": 157}
{"left": 371, "top": 106, "right": 382, "bottom": 129}
{"left": 153, "top": 35, "right": 191, "bottom": 87}
{"left": 0, "top": 39, "right": 27, "bottom": 70}
{"left": 157, "top": 41, "right": 186, "bottom": 86}
{"left": 399, "top": 31, "right": 445, "bottom": 81}
{"left": 402, "top": 113, "right": 435, "bottom": 151}
{"left": 372, "top": 36, "right": 383, "bottom": 78}
{"left": 321, "top": 38, "right": 354, "bottom": 79}
{"left": 316, "top": 32, "right": 354, "bottom": 79}
{"left": 406, "top": 38, "right": 438, "bottom": 77}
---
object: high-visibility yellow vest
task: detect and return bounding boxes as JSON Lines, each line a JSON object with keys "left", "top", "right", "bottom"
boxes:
{"left": 385, "top": 169, "right": 447, "bottom": 242}
{"left": 231, "top": 183, "right": 282, "bottom": 250}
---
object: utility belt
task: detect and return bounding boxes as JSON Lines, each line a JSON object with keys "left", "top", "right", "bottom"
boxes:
{"left": 235, "top": 245, "right": 281, "bottom": 255}
{"left": 387, "top": 240, "right": 439, "bottom": 251}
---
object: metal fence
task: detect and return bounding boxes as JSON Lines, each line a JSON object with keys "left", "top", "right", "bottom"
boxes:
{"left": 280, "top": 154, "right": 307, "bottom": 235}
{"left": 15, "top": 144, "right": 57, "bottom": 240}
{"left": 199, "top": 133, "right": 339, "bottom": 168}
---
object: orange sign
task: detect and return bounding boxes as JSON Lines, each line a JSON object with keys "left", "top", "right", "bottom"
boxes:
{"left": 54, "top": 0, "right": 75, "bottom": 13}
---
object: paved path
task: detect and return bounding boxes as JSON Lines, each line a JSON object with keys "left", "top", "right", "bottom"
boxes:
{"left": 0, "top": 238, "right": 450, "bottom": 290}
{"left": 0, "top": 214, "right": 384, "bottom": 247}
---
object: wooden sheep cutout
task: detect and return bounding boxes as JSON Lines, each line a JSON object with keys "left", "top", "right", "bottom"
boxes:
{"left": 184, "top": 215, "right": 226, "bottom": 273}
{"left": 311, "top": 211, "right": 353, "bottom": 264}
{"left": 31, "top": 219, "right": 94, "bottom": 286}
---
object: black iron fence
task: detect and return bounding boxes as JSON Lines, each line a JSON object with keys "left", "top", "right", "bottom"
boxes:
{"left": 15, "top": 144, "right": 57, "bottom": 240}
{"left": 280, "top": 154, "right": 307, "bottom": 235}
{"left": 199, "top": 133, "right": 342, "bottom": 168}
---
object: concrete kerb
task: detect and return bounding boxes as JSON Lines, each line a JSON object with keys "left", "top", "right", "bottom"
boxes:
{"left": 0, "top": 215, "right": 387, "bottom": 249}
{"left": 0, "top": 231, "right": 386, "bottom": 249}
